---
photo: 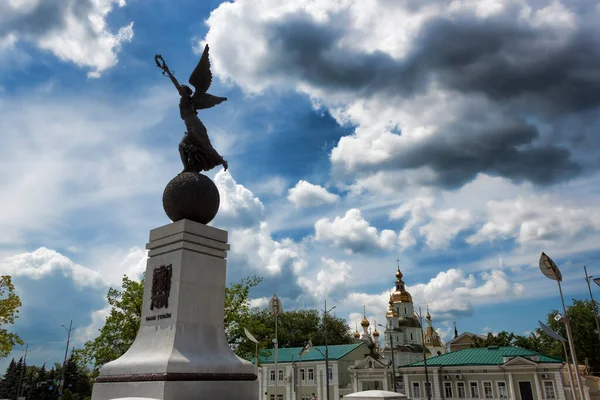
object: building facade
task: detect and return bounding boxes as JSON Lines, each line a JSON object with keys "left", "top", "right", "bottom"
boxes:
{"left": 399, "top": 346, "right": 566, "bottom": 400}
{"left": 257, "top": 343, "right": 367, "bottom": 400}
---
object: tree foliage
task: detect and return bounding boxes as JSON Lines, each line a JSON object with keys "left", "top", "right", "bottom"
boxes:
{"left": 78, "top": 275, "right": 144, "bottom": 372}
{"left": 0, "top": 275, "right": 24, "bottom": 359}
{"left": 0, "top": 352, "right": 93, "bottom": 400}
{"left": 79, "top": 274, "right": 263, "bottom": 372}
{"left": 235, "top": 308, "right": 355, "bottom": 361}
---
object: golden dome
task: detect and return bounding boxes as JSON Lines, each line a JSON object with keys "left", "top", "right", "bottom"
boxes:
{"left": 360, "top": 305, "right": 370, "bottom": 327}
{"left": 426, "top": 308, "right": 431, "bottom": 321}
{"left": 354, "top": 323, "right": 361, "bottom": 338}
{"left": 395, "top": 267, "right": 403, "bottom": 280}
{"left": 373, "top": 327, "right": 380, "bottom": 337}
{"left": 391, "top": 266, "right": 412, "bottom": 303}
{"left": 391, "top": 290, "right": 412, "bottom": 303}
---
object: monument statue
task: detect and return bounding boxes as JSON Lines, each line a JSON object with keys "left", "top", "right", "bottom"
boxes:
{"left": 155, "top": 45, "right": 227, "bottom": 225}
{"left": 155, "top": 44, "right": 229, "bottom": 173}
{"left": 90, "top": 44, "right": 258, "bottom": 400}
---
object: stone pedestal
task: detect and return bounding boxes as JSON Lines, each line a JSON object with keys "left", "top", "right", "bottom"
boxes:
{"left": 92, "top": 219, "right": 258, "bottom": 400}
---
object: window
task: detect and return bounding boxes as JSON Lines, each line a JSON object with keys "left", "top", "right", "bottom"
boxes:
{"left": 412, "top": 382, "right": 421, "bottom": 398}
{"left": 426, "top": 337, "right": 430, "bottom": 343}
{"left": 497, "top": 382, "right": 508, "bottom": 399}
{"left": 444, "top": 381, "right": 453, "bottom": 398}
{"left": 483, "top": 382, "right": 493, "bottom": 398}
{"left": 308, "top": 368, "right": 314, "bottom": 381}
{"left": 327, "top": 367, "right": 333, "bottom": 380}
{"left": 270, "top": 369, "right": 275, "bottom": 382}
{"left": 269, "top": 395, "right": 283, "bottom": 400}
{"left": 469, "top": 382, "right": 480, "bottom": 398}
{"left": 410, "top": 333, "right": 413, "bottom": 341}
{"left": 544, "top": 381, "right": 557, "bottom": 399}
{"left": 456, "top": 382, "right": 466, "bottom": 398}
{"left": 300, "top": 368, "right": 305, "bottom": 382}
{"left": 278, "top": 369, "right": 284, "bottom": 382}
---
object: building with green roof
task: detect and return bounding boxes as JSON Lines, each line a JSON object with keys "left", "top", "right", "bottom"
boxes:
{"left": 397, "top": 346, "right": 569, "bottom": 400}
{"left": 257, "top": 342, "right": 367, "bottom": 400}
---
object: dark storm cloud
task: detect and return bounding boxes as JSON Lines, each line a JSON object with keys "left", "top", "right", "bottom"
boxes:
{"left": 0, "top": 1, "right": 98, "bottom": 39}
{"left": 392, "top": 122, "right": 581, "bottom": 188}
{"left": 250, "top": 6, "right": 600, "bottom": 187}
{"left": 263, "top": 10, "right": 600, "bottom": 113}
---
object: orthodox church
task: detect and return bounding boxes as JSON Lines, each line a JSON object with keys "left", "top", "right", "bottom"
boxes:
{"left": 352, "top": 265, "right": 447, "bottom": 367}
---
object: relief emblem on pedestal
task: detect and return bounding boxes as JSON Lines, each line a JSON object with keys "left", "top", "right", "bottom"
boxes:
{"left": 150, "top": 264, "right": 172, "bottom": 310}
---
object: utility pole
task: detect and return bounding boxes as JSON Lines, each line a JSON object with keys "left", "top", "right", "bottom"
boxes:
{"left": 321, "top": 300, "right": 336, "bottom": 400}
{"left": 584, "top": 266, "right": 600, "bottom": 341}
{"left": 59, "top": 320, "right": 74, "bottom": 399}
{"left": 378, "top": 323, "right": 397, "bottom": 392}
{"left": 417, "top": 308, "right": 431, "bottom": 400}
{"left": 16, "top": 343, "right": 33, "bottom": 400}
{"left": 270, "top": 295, "right": 282, "bottom": 400}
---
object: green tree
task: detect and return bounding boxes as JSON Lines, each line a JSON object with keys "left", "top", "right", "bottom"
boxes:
{"left": 536, "top": 299, "right": 600, "bottom": 374}
{"left": 0, "top": 358, "right": 19, "bottom": 398}
{"left": 471, "top": 331, "right": 517, "bottom": 348}
{"left": 78, "top": 275, "right": 144, "bottom": 372}
{"left": 0, "top": 275, "right": 24, "bottom": 359}
{"left": 79, "top": 274, "right": 263, "bottom": 372}
{"left": 235, "top": 308, "right": 354, "bottom": 361}
{"left": 225, "top": 276, "right": 263, "bottom": 349}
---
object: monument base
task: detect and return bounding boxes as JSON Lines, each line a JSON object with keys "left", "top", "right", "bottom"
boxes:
{"left": 92, "top": 379, "right": 258, "bottom": 400}
{"left": 91, "top": 219, "right": 258, "bottom": 400}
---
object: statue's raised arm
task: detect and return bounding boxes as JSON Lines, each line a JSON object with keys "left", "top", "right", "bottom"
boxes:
{"left": 155, "top": 45, "right": 228, "bottom": 174}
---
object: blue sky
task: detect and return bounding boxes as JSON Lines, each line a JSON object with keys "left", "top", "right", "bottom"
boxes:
{"left": 2, "top": 0, "right": 600, "bottom": 372}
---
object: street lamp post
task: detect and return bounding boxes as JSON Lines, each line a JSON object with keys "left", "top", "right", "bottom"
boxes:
{"left": 15, "top": 343, "right": 32, "bottom": 400}
{"left": 539, "top": 253, "right": 585, "bottom": 400}
{"left": 539, "top": 320, "right": 577, "bottom": 400}
{"left": 270, "top": 295, "right": 283, "bottom": 400}
{"left": 584, "top": 265, "right": 600, "bottom": 341}
{"left": 59, "top": 320, "right": 74, "bottom": 400}
{"left": 378, "top": 323, "right": 397, "bottom": 393}
{"left": 416, "top": 308, "right": 431, "bottom": 400}
{"left": 321, "top": 300, "right": 336, "bottom": 400}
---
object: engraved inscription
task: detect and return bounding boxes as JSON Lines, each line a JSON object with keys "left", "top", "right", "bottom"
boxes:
{"left": 150, "top": 264, "right": 172, "bottom": 310}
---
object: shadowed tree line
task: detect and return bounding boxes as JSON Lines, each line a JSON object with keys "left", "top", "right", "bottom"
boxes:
{"left": 471, "top": 299, "right": 600, "bottom": 375}
{"left": 0, "top": 351, "right": 92, "bottom": 400}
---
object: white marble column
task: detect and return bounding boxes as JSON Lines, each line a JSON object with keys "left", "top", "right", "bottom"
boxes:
{"left": 534, "top": 373, "right": 543, "bottom": 400}
{"left": 316, "top": 367, "right": 322, "bottom": 400}
{"left": 432, "top": 370, "right": 441, "bottom": 399}
{"left": 508, "top": 373, "right": 516, "bottom": 400}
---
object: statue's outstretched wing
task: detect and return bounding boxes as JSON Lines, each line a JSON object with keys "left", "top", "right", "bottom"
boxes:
{"left": 189, "top": 44, "right": 212, "bottom": 94}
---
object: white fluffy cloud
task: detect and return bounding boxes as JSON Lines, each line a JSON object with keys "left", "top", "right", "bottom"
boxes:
{"left": 0, "top": 246, "right": 148, "bottom": 289}
{"left": 297, "top": 257, "right": 352, "bottom": 299}
{"left": 231, "top": 222, "right": 306, "bottom": 276}
{"left": 468, "top": 196, "right": 600, "bottom": 245}
{"left": 1, "top": 0, "right": 133, "bottom": 77}
{"left": 315, "top": 209, "right": 396, "bottom": 253}
{"left": 288, "top": 180, "right": 340, "bottom": 208}
{"left": 215, "top": 172, "right": 306, "bottom": 276}
{"left": 215, "top": 170, "right": 266, "bottom": 229}
{"left": 0, "top": 247, "right": 102, "bottom": 288}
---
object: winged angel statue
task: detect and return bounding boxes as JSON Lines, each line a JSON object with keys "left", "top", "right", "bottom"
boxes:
{"left": 155, "top": 45, "right": 228, "bottom": 173}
